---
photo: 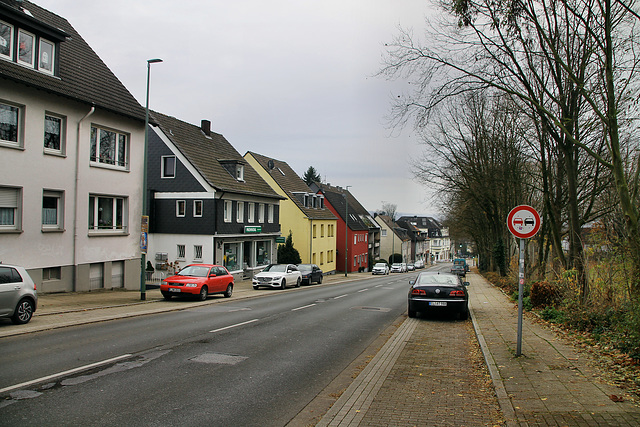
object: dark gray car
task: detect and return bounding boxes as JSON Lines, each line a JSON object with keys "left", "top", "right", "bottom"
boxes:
{"left": 0, "top": 264, "right": 38, "bottom": 324}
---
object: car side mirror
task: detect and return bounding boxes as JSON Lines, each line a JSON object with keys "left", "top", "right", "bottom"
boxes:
{"left": 409, "top": 280, "right": 415, "bottom": 285}
{"left": 463, "top": 281, "right": 470, "bottom": 287}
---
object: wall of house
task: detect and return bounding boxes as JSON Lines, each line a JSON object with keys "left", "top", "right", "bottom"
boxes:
{"left": 1, "top": 83, "right": 145, "bottom": 292}
{"left": 309, "top": 219, "right": 337, "bottom": 274}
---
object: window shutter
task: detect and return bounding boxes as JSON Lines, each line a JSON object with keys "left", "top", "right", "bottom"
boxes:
{"left": 0, "top": 188, "right": 18, "bottom": 207}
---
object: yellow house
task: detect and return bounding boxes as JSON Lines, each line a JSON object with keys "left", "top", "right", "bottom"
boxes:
{"left": 245, "top": 152, "right": 337, "bottom": 273}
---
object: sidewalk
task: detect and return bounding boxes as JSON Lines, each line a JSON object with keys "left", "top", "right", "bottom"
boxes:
{"left": 3, "top": 271, "right": 640, "bottom": 426}
{"left": 318, "top": 272, "right": 640, "bottom": 426}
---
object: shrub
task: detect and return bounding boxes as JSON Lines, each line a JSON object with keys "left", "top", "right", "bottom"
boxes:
{"left": 530, "top": 280, "right": 559, "bottom": 308}
{"left": 540, "top": 306, "right": 566, "bottom": 324}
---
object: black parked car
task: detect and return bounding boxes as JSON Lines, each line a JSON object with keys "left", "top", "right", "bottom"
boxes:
{"left": 408, "top": 272, "right": 469, "bottom": 319}
{"left": 297, "top": 264, "right": 323, "bottom": 285}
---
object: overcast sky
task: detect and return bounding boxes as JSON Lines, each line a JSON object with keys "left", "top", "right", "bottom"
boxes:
{"left": 36, "top": 0, "right": 440, "bottom": 217}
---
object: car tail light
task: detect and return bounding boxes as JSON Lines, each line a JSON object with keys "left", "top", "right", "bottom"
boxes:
{"left": 411, "top": 289, "right": 426, "bottom": 296}
{"left": 449, "top": 290, "right": 465, "bottom": 297}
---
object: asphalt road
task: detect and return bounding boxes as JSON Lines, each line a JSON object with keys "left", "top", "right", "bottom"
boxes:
{"left": 0, "top": 272, "right": 419, "bottom": 426}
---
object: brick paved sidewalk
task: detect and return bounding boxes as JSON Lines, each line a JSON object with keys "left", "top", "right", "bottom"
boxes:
{"left": 468, "top": 273, "right": 640, "bottom": 426}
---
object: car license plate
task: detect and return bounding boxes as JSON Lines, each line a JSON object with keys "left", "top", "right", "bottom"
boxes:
{"left": 429, "top": 301, "right": 447, "bottom": 306}
{"left": 169, "top": 288, "right": 181, "bottom": 293}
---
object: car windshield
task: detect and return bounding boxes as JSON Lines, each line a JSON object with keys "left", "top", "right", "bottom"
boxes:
{"left": 392, "top": 263, "right": 401, "bottom": 267}
{"left": 374, "top": 263, "right": 386, "bottom": 268}
{"left": 263, "top": 264, "right": 287, "bottom": 273}
{"left": 177, "top": 266, "right": 209, "bottom": 277}
{"left": 297, "top": 264, "right": 312, "bottom": 272}
{"left": 417, "top": 274, "right": 458, "bottom": 286}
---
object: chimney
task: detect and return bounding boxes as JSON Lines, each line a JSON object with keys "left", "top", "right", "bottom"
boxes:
{"left": 201, "top": 119, "right": 211, "bottom": 136}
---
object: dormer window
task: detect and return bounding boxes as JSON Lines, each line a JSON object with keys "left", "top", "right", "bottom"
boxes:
{"left": 219, "top": 159, "right": 246, "bottom": 182}
{"left": 0, "top": 16, "right": 65, "bottom": 76}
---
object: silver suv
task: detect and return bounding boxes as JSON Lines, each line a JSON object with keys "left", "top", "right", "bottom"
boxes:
{"left": 0, "top": 264, "right": 38, "bottom": 324}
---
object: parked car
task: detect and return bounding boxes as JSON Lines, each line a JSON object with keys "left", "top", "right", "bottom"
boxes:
{"left": 408, "top": 271, "right": 469, "bottom": 319}
{"left": 390, "top": 263, "right": 403, "bottom": 273}
{"left": 161, "top": 264, "right": 234, "bottom": 301}
{"left": 0, "top": 264, "right": 38, "bottom": 324}
{"left": 450, "top": 264, "right": 466, "bottom": 277}
{"left": 407, "top": 263, "right": 415, "bottom": 271}
{"left": 453, "top": 258, "right": 470, "bottom": 272}
{"left": 414, "top": 260, "right": 424, "bottom": 269}
{"left": 298, "top": 264, "right": 323, "bottom": 285}
{"left": 253, "top": 264, "right": 302, "bottom": 289}
{"left": 372, "top": 262, "right": 390, "bottom": 275}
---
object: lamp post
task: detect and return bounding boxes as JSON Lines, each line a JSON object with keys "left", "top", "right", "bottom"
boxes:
{"left": 344, "top": 185, "right": 351, "bottom": 277}
{"left": 140, "top": 58, "right": 163, "bottom": 301}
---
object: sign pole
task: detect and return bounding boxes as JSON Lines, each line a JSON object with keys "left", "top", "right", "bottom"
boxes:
{"left": 507, "top": 205, "right": 541, "bottom": 358}
{"left": 517, "top": 238, "right": 525, "bottom": 357}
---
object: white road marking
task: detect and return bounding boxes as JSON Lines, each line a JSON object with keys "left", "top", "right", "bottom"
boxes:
{"left": 292, "top": 304, "right": 316, "bottom": 311}
{"left": 358, "top": 289, "right": 369, "bottom": 293}
{"left": 0, "top": 354, "right": 132, "bottom": 394}
{"left": 334, "top": 294, "right": 348, "bottom": 299}
{"left": 210, "top": 319, "right": 259, "bottom": 333}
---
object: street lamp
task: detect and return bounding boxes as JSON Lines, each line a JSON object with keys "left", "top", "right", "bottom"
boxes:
{"left": 344, "top": 185, "right": 351, "bottom": 277}
{"left": 140, "top": 58, "right": 163, "bottom": 301}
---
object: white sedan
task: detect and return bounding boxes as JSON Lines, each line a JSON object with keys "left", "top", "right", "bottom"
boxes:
{"left": 372, "top": 262, "right": 390, "bottom": 275}
{"left": 252, "top": 264, "right": 302, "bottom": 290}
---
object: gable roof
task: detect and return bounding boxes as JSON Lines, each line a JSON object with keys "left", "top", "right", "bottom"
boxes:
{"left": 0, "top": 0, "right": 145, "bottom": 122}
{"left": 312, "top": 182, "right": 369, "bottom": 231}
{"left": 247, "top": 152, "right": 337, "bottom": 221}
{"left": 151, "top": 112, "right": 283, "bottom": 199}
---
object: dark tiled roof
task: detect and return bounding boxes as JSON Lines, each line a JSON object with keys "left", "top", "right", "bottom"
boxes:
{"left": 313, "top": 182, "right": 368, "bottom": 231}
{"left": 152, "top": 112, "right": 283, "bottom": 199}
{"left": 0, "top": 0, "right": 145, "bottom": 121}
{"left": 247, "top": 152, "right": 337, "bottom": 221}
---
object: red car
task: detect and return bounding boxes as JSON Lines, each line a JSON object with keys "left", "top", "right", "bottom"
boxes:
{"left": 161, "top": 264, "right": 234, "bottom": 301}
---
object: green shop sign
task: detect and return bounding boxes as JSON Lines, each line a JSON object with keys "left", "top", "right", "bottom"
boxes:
{"left": 244, "top": 226, "right": 262, "bottom": 233}
{"left": 275, "top": 236, "right": 286, "bottom": 243}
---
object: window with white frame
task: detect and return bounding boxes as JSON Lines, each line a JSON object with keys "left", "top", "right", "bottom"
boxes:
{"left": 176, "top": 200, "right": 186, "bottom": 217}
{"left": 268, "top": 204, "right": 274, "bottom": 223}
{"left": 194, "top": 200, "right": 203, "bottom": 217}
{"left": 194, "top": 245, "right": 203, "bottom": 261}
{"left": 161, "top": 156, "right": 175, "bottom": 178}
{"left": 258, "top": 203, "right": 265, "bottom": 223}
{"left": 17, "top": 29, "right": 35, "bottom": 66}
{"left": 247, "top": 202, "right": 255, "bottom": 223}
{"left": 381, "top": 229, "right": 387, "bottom": 237}
{"left": 38, "top": 38, "right": 55, "bottom": 75}
{"left": 224, "top": 200, "right": 232, "bottom": 222}
{"left": 0, "top": 20, "right": 14, "bottom": 60}
{"left": 236, "top": 202, "right": 244, "bottom": 223}
{"left": 88, "top": 195, "right": 127, "bottom": 232}
{"left": 90, "top": 125, "right": 129, "bottom": 169}
{"left": 0, "top": 101, "right": 21, "bottom": 146}
{"left": 236, "top": 164, "right": 244, "bottom": 181}
{"left": 177, "top": 244, "right": 186, "bottom": 259}
{"left": 42, "top": 190, "right": 64, "bottom": 230}
{"left": 44, "top": 113, "right": 65, "bottom": 154}
{"left": 0, "top": 186, "right": 20, "bottom": 231}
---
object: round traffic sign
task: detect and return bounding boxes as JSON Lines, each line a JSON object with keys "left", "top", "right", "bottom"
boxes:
{"left": 507, "top": 205, "right": 541, "bottom": 239}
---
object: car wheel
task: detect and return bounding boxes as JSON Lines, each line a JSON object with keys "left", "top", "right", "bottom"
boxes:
{"left": 161, "top": 291, "right": 173, "bottom": 300}
{"left": 408, "top": 305, "right": 417, "bottom": 318}
{"left": 281, "top": 279, "right": 286, "bottom": 290}
{"left": 11, "top": 298, "right": 34, "bottom": 324}
{"left": 317, "top": 275, "right": 323, "bottom": 284}
{"left": 295, "top": 278, "right": 301, "bottom": 287}
{"left": 198, "top": 286, "right": 208, "bottom": 301}
{"left": 224, "top": 284, "right": 233, "bottom": 298}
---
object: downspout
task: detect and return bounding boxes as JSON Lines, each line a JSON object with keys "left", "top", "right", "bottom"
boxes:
{"left": 73, "top": 105, "right": 95, "bottom": 291}
{"left": 309, "top": 218, "right": 313, "bottom": 264}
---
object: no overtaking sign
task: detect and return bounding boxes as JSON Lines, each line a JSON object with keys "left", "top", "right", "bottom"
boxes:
{"left": 507, "top": 205, "right": 541, "bottom": 239}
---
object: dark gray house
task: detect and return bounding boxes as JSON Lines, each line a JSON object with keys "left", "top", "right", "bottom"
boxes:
{"left": 146, "top": 113, "right": 284, "bottom": 280}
